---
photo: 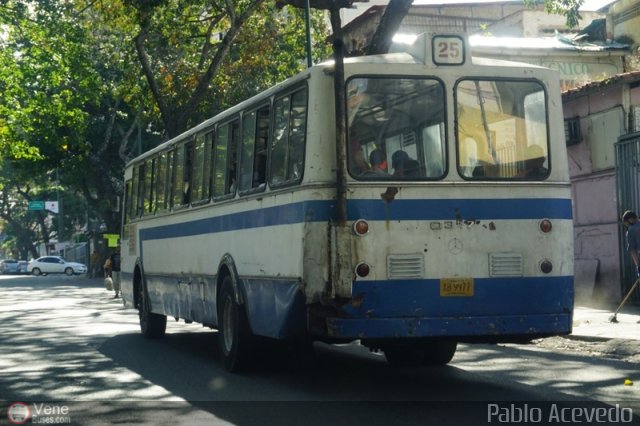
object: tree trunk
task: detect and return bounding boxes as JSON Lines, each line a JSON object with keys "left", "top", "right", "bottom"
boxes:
{"left": 366, "top": 0, "right": 414, "bottom": 55}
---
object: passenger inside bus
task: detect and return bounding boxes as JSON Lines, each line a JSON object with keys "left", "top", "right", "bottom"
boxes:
{"left": 364, "top": 149, "right": 388, "bottom": 177}
{"left": 252, "top": 153, "right": 267, "bottom": 187}
{"left": 392, "top": 150, "right": 420, "bottom": 177}
{"left": 516, "top": 144, "right": 548, "bottom": 178}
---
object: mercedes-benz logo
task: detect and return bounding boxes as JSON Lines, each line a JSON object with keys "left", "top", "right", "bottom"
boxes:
{"left": 448, "top": 238, "right": 463, "bottom": 255}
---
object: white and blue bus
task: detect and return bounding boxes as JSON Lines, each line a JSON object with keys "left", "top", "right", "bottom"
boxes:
{"left": 120, "top": 33, "right": 574, "bottom": 371}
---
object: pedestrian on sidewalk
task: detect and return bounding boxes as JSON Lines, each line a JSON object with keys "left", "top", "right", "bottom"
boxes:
{"left": 621, "top": 211, "right": 640, "bottom": 321}
{"left": 109, "top": 244, "right": 121, "bottom": 299}
{"left": 90, "top": 250, "right": 100, "bottom": 278}
{"left": 622, "top": 210, "right": 640, "bottom": 272}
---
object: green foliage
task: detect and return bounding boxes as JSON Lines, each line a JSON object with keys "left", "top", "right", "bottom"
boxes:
{"left": 0, "top": 0, "right": 332, "bottom": 254}
{"left": 197, "top": 5, "right": 331, "bottom": 124}
{"left": 0, "top": 1, "right": 100, "bottom": 166}
{"left": 525, "top": 0, "right": 584, "bottom": 28}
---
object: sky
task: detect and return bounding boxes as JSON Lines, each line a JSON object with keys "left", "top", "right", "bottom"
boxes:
{"left": 411, "top": 0, "right": 614, "bottom": 11}
{"left": 341, "top": 0, "right": 615, "bottom": 27}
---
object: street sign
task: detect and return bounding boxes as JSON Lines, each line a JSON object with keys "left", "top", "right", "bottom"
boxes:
{"left": 103, "top": 233, "right": 120, "bottom": 247}
{"left": 45, "top": 201, "right": 59, "bottom": 213}
{"left": 28, "top": 201, "right": 45, "bottom": 211}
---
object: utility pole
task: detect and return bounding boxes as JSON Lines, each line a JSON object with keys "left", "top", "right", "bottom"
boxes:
{"left": 56, "top": 168, "right": 64, "bottom": 243}
{"left": 304, "top": 0, "right": 313, "bottom": 68}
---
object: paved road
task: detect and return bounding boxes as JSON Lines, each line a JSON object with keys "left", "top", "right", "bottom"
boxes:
{"left": 0, "top": 275, "right": 638, "bottom": 425}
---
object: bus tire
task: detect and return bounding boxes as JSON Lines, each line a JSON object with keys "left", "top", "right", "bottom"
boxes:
{"left": 218, "top": 275, "right": 253, "bottom": 372}
{"left": 422, "top": 341, "right": 457, "bottom": 365}
{"left": 138, "top": 279, "right": 166, "bottom": 339}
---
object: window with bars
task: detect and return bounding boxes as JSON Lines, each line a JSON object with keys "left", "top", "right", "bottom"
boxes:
{"left": 565, "top": 117, "right": 581, "bottom": 145}
{"left": 632, "top": 106, "right": 640, "bottom": 133}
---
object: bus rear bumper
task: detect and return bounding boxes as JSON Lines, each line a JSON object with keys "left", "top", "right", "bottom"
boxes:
{"left": 324, "top": 313, "right": 572, "bottom": 341}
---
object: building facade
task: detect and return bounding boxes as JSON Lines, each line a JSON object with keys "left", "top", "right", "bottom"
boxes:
{"left": 562, "top": 72, "right": 640, "bottom": 302}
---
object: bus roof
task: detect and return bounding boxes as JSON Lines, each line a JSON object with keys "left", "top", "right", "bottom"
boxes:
{"left": 127, "top": 33, "right": 551, "bottom": 167}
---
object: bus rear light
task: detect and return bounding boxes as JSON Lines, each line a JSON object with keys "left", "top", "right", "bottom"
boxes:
{"left": 355, "top": 262, "right": 371, "bottom": 278}
{"left": 539, "top": 219, "right": 552, "bottom": 233}
{"left": 353, "top": 219, "right": 369, "bottom": 236}
{"left": 540, "top": 259, "right": 553, "bottom": 274}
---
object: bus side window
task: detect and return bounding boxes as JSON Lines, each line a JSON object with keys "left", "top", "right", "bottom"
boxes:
{"left": 254, "top": 107, "right": 270, "bottom": 188}
{"left": 171, "top": 144, "right": 186, "bottom": 208}
{"left": 130, "top": 167, "right": 139, "bottom": 219}
{"left": 270, "top": 87, "right": 307, "bottom": 186}
{"left": 155, "top": 152, "right": 168, "bottom": 212}
{"left": 213, "top": 119, "right": 239, "bottom": 198}
{"left": 191, "top": 134, "right": 207, "bottom": 203}
{"left": 166, "top": 149, "right": 175, "bottom": 209}
{"left": 171, "top": 145, "right": 184, "bottom": 208}
{"left": 204, "top": 130, "right": 214, "bottom": 199}
{"left": 239, "top": 111, "right": 258, "bottom": 192}
{"left": 239, "top": 106, "right": 270, "bottom": 193}
{"left": 124, "top": 179, "right": 132, "bottom": 224}
{"left": 135, "top": 164, "right": 145, "bottom": 217}
{"left": 182, "top": 141, "right": 194, "bottom": 205}
{"left": 143, "top": 157, "right": 155, "bottom": 215}
{"left": 288, "top": 90, "right": 307, "bottom": 181}
{"left": 227, "top": 121, "right": 239, "bottom": 195}
{"left": 213, "top": 125, "right": 228, "bottom": 197}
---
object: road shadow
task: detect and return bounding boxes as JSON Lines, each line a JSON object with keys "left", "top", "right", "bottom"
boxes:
{"left": 1, "top": 275, "right": 637, "bottom": 425}
{"left": 96, "top": 329, "right": 640, "bottom": 425}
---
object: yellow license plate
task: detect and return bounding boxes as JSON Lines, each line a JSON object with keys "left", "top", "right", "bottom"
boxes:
{"left": 440, "top": 278, "right": 474, "bottom": 297}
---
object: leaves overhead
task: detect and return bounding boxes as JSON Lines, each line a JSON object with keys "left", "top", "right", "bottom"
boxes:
{"left": 525, "top": 0, "right": 585, "bottom": 28}
{"left": 0, "top": 0, "right": 584, "bottom": 256}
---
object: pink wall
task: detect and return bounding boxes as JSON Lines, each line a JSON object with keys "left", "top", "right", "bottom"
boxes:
{"left": 564, "top": 89, "right": 626, "bottom": 303}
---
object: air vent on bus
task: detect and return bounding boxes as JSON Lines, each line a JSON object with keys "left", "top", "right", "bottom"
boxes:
{"left": 402, "top": 131, "right": 416, "bottom": 146}
{"left": 489, "top": 253, "right": 523, "bottom": 277}
{"left": 387, "top": 254, "right": 424, "bottom": 279}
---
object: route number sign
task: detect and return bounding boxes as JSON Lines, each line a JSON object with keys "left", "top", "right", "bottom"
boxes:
{"left": 433, "top": 35, "right": 465, "bottom": 65}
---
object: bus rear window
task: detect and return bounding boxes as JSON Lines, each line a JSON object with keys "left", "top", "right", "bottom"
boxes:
{"left": 347, "top": 77, "right": 446, "bottom": 180}
{"left": 456, "top": 79, "right": 549, "bottom": 180}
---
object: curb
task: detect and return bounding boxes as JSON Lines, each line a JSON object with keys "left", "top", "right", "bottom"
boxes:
{"left": 565, "top": 334, "right": 613, "bottom": 343}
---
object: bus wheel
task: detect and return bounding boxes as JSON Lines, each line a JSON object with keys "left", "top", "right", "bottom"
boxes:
{"left": 218, "top": 275, "right": 253, "bottom": 372}
{"left": 422, "top": 341, "right": 457, "bottom": 365}
{"left": 138, "top": 279, "right": 166, "bottom": 339}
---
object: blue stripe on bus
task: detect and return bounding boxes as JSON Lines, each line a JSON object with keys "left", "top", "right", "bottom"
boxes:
{"left": 140, "top": 200, "right": 334, "bottom": 240}
{"left": 326, "top": 276, "right": 574, "bottom": 339}
{"left": 139, "top": 198, "right": 572, "bottom": 241}
{"left": 344, "top": 276, "right": 573, "bottom": 318}
{"left": 348, "top": 198, "right": 573, "bottom": 221}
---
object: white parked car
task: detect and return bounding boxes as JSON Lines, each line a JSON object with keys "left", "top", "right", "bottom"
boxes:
{"left": 28, "top": 256, "right": 88, "bottom": 276}
{"left": 0, "top": 259, "right": 20, "bottom": 274}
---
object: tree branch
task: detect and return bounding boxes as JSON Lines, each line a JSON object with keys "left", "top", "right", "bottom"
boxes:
{"left": 118, "top": 111, "right": 141, "bottom": 162}
{"left": 366, "top": 0, "right": 413, "bottom": 55}
{"left": 132, "top": 14, "right": 173, "bottom": 136}
{"left": 276, "top": 0, "right": 364, "bottom": 10}
{"left": 179, "top": 1, "right": 266, "bottom": 132}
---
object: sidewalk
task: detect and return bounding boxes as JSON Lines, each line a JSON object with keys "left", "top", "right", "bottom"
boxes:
{"left": 572, "top": 303, "right": 640, "bottom": 341}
